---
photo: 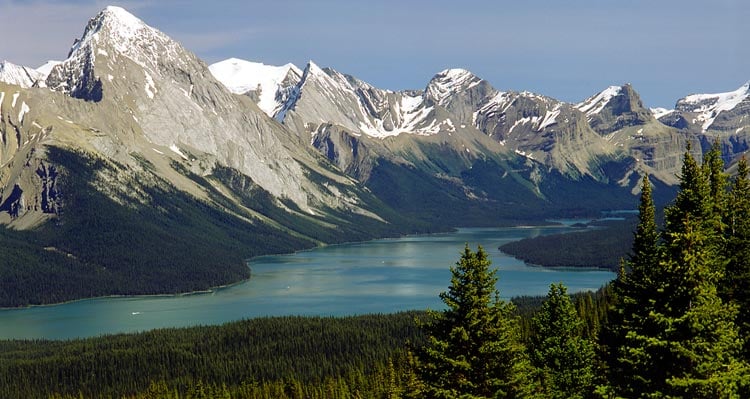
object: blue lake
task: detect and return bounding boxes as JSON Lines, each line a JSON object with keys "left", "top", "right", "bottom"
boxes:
{"left": 0, "top": 226, "right": 615, "bottom": 340}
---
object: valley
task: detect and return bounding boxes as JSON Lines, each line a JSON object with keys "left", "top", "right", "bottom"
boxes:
{"left": 1, "top": 3, "right": 749, "bottom": 398}
{"left": 0, "top": 6, "right": 747, "bottom": 308}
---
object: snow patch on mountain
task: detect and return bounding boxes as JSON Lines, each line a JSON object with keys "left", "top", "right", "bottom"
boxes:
{"left": 425, "top": 68, "right": 482, "bottom": 106}
{"left": 538, "top": 104, "right": 561, "bottom": 131}
{"left": 0, "top": 61, "right": 45, "bottom": 88}
{"left": 209, "top": 58, "right": 302, "bottom": 116}
{"left": 36, "top": 61, "right": 61, "bottom": 77}
{"left": 650, "top": 107, "right": 673, "bottom": 119}
{"left": 576, "top": 86, "right": 622, "bottom": 116}
{"left": 678, "top": 82, "right": 750, "bottom": 131}
{"left": 18, "top": 102, "right": 30, "bottom": 124}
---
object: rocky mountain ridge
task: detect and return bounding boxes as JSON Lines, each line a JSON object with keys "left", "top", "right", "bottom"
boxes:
{"left": 210, "top": 56, "right": 750, "bottom": 190}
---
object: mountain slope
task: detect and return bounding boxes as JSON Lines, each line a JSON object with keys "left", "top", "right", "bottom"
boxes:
{"left": 0, "top": 7, "right": 418, "bottom": 307}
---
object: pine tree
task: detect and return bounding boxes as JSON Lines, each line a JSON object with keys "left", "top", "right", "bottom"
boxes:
{"left": 606, "top": 152, "right": 749, "bottom": 398}
{"left": 723, "top": 157, "right": 750, "bottom": 358}
{"left": 413, "top": 245, "right": 538, "bottom": 399}
{"left": 704, "top": 141, "right": 728, "bottom": 211}
{"left": 659, "top": 216, "right": 748, "bottom": 397}
{"left": 530, "top": 283, "right": 595, "bottom": 399}
{"left": 665, "top": 147, "right": 712, "bottom": 236}
{"left": 602, "top": 175, "right": 669, "bottom": 397}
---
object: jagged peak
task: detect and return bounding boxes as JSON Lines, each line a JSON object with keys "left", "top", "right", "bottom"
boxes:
{"left": 576, "top": 85, "right": 624, "bottom": 116}
{"left": 63, "top": 5, "right": 178, "bottom": 71}
{"left": 425, "top": 67, "right": 483, "bottom": 105}
{"left": 305, "top": 60, "right": 326, "bottom": 76}
{"left": 429, "top": 68, "right": 481, "bottom": 86}
{"left": 299, "top": 60, "right": 355, "bottom": 93}
{"left": 69, "top": 6, "right": 149, "bottom": 55}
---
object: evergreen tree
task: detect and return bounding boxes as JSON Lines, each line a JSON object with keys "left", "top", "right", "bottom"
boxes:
{"left": 530, "top": 283, "right": 595, "bottom": 399}
{"left": 606, "top": 152, "right": 749, "bottom": 398}
{"left": 665, "top": 147, "right": 713, "bottom": 236}
{"left": 724, "top": 157, "right": 750, "bottom": 358}
{"left": 659, "top": 216, "right": 748, "bottom": 397}
{"left": 704, "top": 140, "right": 728, "bottom": 215}
{"left": 413, "top": 245, "right": 538, "bottom": 398}
{"left": 602, "top": 175, "right": 669, "bottom": 397}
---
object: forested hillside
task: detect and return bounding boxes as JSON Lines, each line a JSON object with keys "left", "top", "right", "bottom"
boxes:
{"left": 2, "top": 144, "right": 750, "bottom": 398}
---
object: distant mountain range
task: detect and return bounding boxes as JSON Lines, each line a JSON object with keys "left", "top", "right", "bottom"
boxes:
{"left": 1, "top": 6, "right": 748, "bottom": 306}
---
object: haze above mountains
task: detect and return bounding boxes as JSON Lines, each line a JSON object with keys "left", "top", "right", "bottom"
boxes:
{"left": 1, "top": 6, "right": 748, "bottom": 306}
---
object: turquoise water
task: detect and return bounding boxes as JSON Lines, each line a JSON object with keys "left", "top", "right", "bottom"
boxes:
{"left": 0, "top": 226, "right": 615, "bottom": 340}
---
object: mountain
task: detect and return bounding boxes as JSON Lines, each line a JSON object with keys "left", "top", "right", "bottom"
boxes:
{"left": 208, "top": 58, "right": 302, "bottom": 117}
{"left": 655, "top": 82, "right": 750, "bottom": 164}
{"left": 212, "top": 59, "right": 661, "bottom": 196}
{"left": 664, "top": 82, "right": 750, "bottom": 132}
{"left": 216, "top": 57, "right": 750, "bottom": 192}
{"left": 0, "top": 6, "right": 413, "bottom": 307}
{"left": 575, "top": 84, "right": 653, "bottom": 135}
{"left": 4, "top": 5, "right": 750, "bottom": 307}
{"left": 0, "top": 61, "right": 46, "bottom": 88}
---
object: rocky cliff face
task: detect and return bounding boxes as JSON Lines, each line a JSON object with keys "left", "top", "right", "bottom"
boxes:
{"left": 656, "top": 82, "right": 750, "bottom": 163}
{"left": 576, "top": 84, "right": 653, "bottom": 135}
{"left": 1, "top": 7, "right": 395, "bottom": 233}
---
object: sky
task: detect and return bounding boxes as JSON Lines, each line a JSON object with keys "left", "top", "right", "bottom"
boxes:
{"left": 0, "top": 0, "right": 748, "bottom": 108}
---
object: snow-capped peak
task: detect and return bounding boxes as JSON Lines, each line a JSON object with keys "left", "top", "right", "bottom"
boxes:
{"left": 64, "top": 5, "right": 179, "bottom": 71}
{"left": 209, "top": 58, "right": 302, "bottom": 116}
{"left": 0, "top": 60, "right": 45, "bottom": 88}
{"left": 35, "top": 60, "right": 62, "bottom": 78}
{"left": 576, "top": 85, "right": 622, "bottom": 116}
{"left": 650, "top": 107, "right": 673, "bottom": 119}
{"left": 425, "top": 68, "right": 483, "bottom": 106}
{"left": 46, "top": 5, "right": 192, "bottom": 100}
{"left": 306, "top": 60, "right": 325, "bottom": 75}
{"left": 69, "top": 6, "right": 149, "bottom": 55}
{"left": 678, "top": 82, "right": 750, "bottom": 131}
{"left": 681, "top": 81, "right": 750, "bottom": 107}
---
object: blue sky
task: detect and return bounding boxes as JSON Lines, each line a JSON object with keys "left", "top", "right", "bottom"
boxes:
{"left": 1, "top": 0, "right": 748, "bottom": 108}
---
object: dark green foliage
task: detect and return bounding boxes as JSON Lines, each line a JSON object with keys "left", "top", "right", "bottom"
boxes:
{"left": 530, "top": 283, "right": 595, "bottom": 399}
{"left": 724, "top": 158, "right": 750, "bottom": 358}
{"left": 605, "top": 153, "right": 749, "bottom": 398}
{"left": 0, "top": 312, "right": 423, "bottom": 398}
{"left": 0, "top": 147, "right": 432, "bottom": 307}
{"left": 365, "top": 157, "right": 655, "bottom": 229}
{"left": 500, "top": 218, "right": 636, "bottom": 270}
{"left": 602, "top": 176, "right": 668, "bottom": 396}
{"left": 0, "top": 147, "right": 325, "bottom": 307}
{"left": 413, "top": 245, "right": 538, "bottom": 398}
